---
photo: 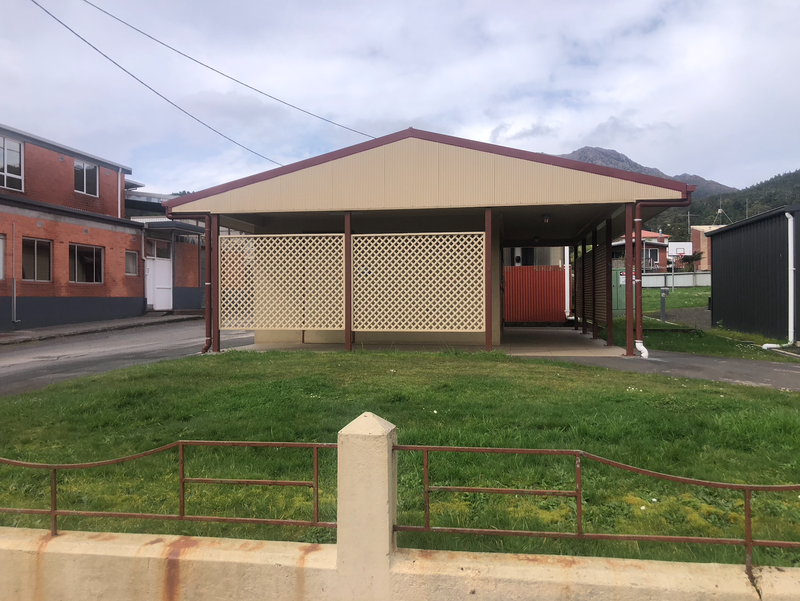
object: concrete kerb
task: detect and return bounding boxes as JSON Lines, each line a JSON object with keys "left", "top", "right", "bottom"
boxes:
{"left": 0, "top": 314, "right": 202, "bottom": 346}
{"left": 1, "top": 412, "right": 799, "bottom": 600}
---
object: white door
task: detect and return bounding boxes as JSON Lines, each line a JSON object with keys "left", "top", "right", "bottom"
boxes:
{"left": 153, "top": 259, "right": 172, "bottom": 310}
{"left": 146, "top": 239, "right": 173, "bottom": 311}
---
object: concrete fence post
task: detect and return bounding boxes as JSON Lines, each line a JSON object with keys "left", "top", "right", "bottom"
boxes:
{"left": 337, "top": 412, "right": 398, "bottom": 600}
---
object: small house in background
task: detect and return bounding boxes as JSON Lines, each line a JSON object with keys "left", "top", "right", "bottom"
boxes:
{"left": 611, "top": 229, "right": 671, "bottom": 272}
{"left": 0, "top": 123, "right": 145, "bottom": 331}
{"left": 707, "top": 205, "right": 798, "bottom": 342}
{"left": 690, "top": 225, "right": 722, "bottom": 271}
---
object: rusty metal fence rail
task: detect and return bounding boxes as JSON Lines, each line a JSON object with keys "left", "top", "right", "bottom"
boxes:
{"left": 0, "top": 441, "right": 337, "bottom": 536}
{"left": 393, "top": 445, "right": 800, "bottom": 579}
{"left": 3, "top": 441, "right": 800, "bottom": 578}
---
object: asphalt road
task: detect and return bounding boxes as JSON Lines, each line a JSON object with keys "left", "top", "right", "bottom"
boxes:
{"left": 0, "top": 322, "right": 253, "bottom": 396}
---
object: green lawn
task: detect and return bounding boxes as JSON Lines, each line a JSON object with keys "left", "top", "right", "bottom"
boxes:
{"left": 608, "top": 284, "right": 798, "bottom": 361}
{"left": 604, "top": 317, "right": 800, "bottom": 362}
{"left": 1, "top": 351, "right": 799, "bottom": 567}
{"left": 641, "top": 286, "right": 710, "bottom": 313}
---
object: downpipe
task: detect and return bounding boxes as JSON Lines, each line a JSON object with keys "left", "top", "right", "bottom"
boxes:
{"left": 634, "top": 189, "right": 695, "bottom": 359}
{"left": 763, "top": 211, "right": 796, "bottom": 349}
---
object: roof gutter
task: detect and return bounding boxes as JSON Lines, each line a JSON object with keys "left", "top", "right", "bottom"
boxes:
{"left": 167, "top": 208, "right": 213, "bottom": 354}
{"left": 634, "top": 189, "right": 695, "bottom": 358}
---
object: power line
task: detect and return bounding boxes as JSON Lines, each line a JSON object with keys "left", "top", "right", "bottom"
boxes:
{"left": 28, "top": 0, "right": 283, "bottom": 166}
{"left": 81, "top": 0, "right": 375, "bottom": 140}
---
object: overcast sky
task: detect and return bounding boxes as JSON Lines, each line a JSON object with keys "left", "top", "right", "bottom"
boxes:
{"left": 3, "top": 0, "right": 798, "bottom": 193}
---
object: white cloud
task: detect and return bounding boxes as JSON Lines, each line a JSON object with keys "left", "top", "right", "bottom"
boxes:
{"left": 2, "top": 0, "right": 798, "bottom": 191}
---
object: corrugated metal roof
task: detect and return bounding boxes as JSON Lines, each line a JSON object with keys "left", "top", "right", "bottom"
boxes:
{"left": 705, "top": 204, "right": 800, "bottom": 236}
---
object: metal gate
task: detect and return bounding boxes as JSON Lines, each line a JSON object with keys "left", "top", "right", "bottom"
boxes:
{"left": 503, "top": 266, "right": 567, "bottom": 323}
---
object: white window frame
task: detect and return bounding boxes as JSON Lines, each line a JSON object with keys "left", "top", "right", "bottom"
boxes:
{"left": 22, "top": 237, "right": 52, "bottom": 282}
{"left": 74, "top": 160, "right": 99, "bottom": 196}
{"left": 0, "top": 136, "right": 24, "bottom": 192}
{"left": 644, "top": 248, "right": 659, "bottom": 263}
{"left": 69, "top": 243, "right": 104, "bottom": 284}
{"left": 125, "top": 250, "right": 139, "bottom": 276}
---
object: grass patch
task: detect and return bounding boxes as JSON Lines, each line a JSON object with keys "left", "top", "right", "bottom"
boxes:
{"left": 605, "top": 317, "right": 800, "bottom": 363}
{"left": 1, "top": 351, "right": 800, "bottom": 566}
{"left": 641, "top": 286, "right": 710, "bottom": 312}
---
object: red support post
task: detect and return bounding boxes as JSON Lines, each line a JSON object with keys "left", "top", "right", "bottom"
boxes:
{"left": 581, "top": 238, "right": 587, "bottom": 335}
{"left": 344, "top": 212, "right": 352, "bottom": 351}
{"left": 211, "top": 214, "right": 221, "bottom": 353}
{"left": 573, "top": 246, "right": 579, "bottom": 330}
{"left": 625, "top": 204, "right": 634, "bottom": 356}
{"left": 605, "top": 218, "right": 614, "bottom": 346}
{"left": 485, "top": 208, "right": 493, "bottom": 351}
{"left": 591, "top": 229, "right": 598, "bottom": 339}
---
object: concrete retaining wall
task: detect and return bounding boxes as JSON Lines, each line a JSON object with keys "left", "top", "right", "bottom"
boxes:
{"left": 642, "top": 271, "right": 711, "bottom": 288}
{"left": 1, "top": 412, "right": 797, "bottom": 600}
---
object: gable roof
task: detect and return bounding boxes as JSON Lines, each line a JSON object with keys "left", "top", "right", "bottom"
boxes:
{"left": 167, "top": 128, "right": 692, "bottom": 214}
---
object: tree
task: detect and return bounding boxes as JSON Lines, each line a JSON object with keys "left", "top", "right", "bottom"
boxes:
{"left": 680, "top": 251, "right": 704, "bottom": 272}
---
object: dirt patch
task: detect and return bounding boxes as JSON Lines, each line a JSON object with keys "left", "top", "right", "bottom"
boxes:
{"left": 657, "top": 307, "right": 712, "bottom": 331}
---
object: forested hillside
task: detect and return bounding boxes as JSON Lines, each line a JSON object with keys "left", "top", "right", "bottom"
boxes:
{"left": 558, "top": 146, "right": 799, "bottom": 241}
{"left": 647, "top": 169, "right": 800, "bottom": 240}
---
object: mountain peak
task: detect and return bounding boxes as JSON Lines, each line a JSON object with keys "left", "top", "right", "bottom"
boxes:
{"left": 558, "top": 147, "right": 737, "bottom": 199}
{"left": 559, "top": 147, "right": 671, "bottom": 180}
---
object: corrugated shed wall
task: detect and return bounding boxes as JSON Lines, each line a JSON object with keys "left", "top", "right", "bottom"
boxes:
{"left": 574, "top": 243, "right": 608, "bottom": 326}
{"left": 503, "top": 266, "right": 566, "bottom": 322}
{"left": 711, "top": 212, "right": 791, "bottom": 339}
{"left": 174, "top": 138, "right": 683, "bottom": 215}
{"left": 594, "top": 243, "right": 608, "bottom": 325}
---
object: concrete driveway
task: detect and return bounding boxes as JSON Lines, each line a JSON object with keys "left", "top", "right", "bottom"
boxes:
{"left": 0, "top": 322, "right": 252, "bottom": 396}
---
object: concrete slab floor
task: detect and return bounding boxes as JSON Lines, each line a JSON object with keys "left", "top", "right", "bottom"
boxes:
{"left": 229, "top": 327, "right": 624, "bottom": 358}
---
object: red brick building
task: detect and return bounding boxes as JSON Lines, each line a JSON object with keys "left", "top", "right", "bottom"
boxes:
{"left": 0, "top": 124, "right": 145, "bottom": 331}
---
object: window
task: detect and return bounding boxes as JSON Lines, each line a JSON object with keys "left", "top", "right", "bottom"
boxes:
{"left": 22, "top": 238, "right": 51, "bottom": 281}
{"left": 146, "top": 239, "right": 171, "bottom": 259}
{"left": 0, "top": 136, "right": 23, "bottom": 191}
{"left": 69, "top": 243, "right": 103, "bottom": 283}
{"left": 74, "top": 160, "right": 98, "bottom": 196}
{"left": 0, "top": 235, "right": 5, "bottom": 280}
{"left": 125, "top": 250, "right": 138, "bottom": 276}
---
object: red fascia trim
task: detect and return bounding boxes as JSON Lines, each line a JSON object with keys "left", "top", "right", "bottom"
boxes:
{"left": 165, "top": 129, "right": 693, "bottom": 210}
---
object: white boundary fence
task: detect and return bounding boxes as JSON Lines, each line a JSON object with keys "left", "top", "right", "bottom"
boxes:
{"left": 642, "top": 271, "right": 711, "bottom": 288}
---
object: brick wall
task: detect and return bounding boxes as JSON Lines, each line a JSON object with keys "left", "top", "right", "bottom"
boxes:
{"left": 174, "top": 240, "right": 200, "bottom": 288}
{"left": 7, "top": 143, "right": 124, "bottom": 219}
{"left": 0, "top": 211, "right": 143, "bottom": 299}
{"left": 691, "top": 228, "right": 713, "bottom": 271}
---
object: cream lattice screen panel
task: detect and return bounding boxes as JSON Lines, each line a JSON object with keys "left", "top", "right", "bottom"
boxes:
{"left": 352, "top": 232, "right": 485, "bottom": 332}
{"left": 218, "top": 235, "right": 344, "bottom": 330}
